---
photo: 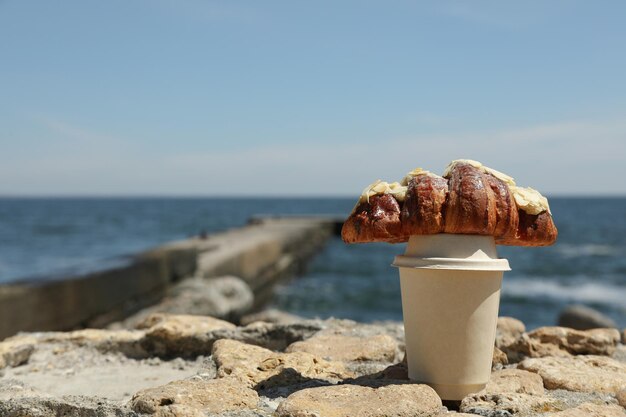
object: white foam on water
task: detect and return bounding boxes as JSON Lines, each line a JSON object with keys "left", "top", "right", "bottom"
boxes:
{"left": 555, "top": 243, "right": 622, "bottom": 258}
{"left": 503, "top": 278, "right": 626, "bottom": 309}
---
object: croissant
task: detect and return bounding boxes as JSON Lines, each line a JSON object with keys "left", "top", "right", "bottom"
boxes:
{"left": 341, "top": 160, "right": 557, "bottom": 247}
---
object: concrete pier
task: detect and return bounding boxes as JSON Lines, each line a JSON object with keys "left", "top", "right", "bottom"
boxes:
{"left": 0, "top": 216, "right": 343, "bottom": 340}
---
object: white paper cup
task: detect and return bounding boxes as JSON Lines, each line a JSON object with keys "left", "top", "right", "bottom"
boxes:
{"left": 392, "top": 234, "right": 510, "bottom": 400}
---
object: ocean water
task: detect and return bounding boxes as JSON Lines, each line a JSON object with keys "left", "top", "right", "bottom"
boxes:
{"left": 1, "top": 197, "right": 625, "bottom": 329}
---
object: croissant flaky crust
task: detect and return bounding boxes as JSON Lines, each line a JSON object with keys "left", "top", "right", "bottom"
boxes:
{"left": 341, "top": 161, "right": 557, "bottom": 247}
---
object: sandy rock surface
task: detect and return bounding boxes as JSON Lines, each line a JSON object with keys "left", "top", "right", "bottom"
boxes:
{"left": 518, "top": 355, "right": 626, "bottom": 394}
{"left": 285, "top": 333, "right": 399, "bottom": 363}
{"left": 212, "top": 339, "right": 352, "bottom": 389}
{"left": 1, "top": 313, "right": 625, "bottom": 417}
{"left": 276, "top": 384, "right": 442, "bottom": 417}
{"left": 545, "top": 402, "right": 626, "bottom": 416}
{"left": 501, "top": 326, "right": 621, "bottom": 363}
{"left": 130, "top": 377, "right": 259, "bottom": 415}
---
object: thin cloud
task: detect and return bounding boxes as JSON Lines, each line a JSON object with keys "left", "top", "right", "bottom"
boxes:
{"left": 1, "top": 117, "right": 625, "bottom": 196}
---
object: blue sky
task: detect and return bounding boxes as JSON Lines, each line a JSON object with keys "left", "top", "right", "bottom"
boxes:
{"left": 1, "top": 1, "right": 625, "bottom": 196}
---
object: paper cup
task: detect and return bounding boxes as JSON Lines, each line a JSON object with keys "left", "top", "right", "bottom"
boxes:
{"left": 392, "top": 234, "right": 510, "bottom": 400}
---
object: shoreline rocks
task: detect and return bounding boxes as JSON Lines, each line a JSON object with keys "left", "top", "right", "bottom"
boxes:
{"left": 558, "top": 304, "right": 617, "bottom": 330}
{"left": 0, "top": 313, "right": 625, "bottom": 416}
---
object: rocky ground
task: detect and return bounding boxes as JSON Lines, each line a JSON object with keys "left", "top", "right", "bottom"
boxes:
{"left": 0, "top": 311, "right": 625, "bottom": 417}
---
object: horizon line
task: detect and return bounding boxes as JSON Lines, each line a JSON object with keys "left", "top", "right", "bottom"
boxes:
{"left": 1, "top": 193, "right": 626, "bottom": 199}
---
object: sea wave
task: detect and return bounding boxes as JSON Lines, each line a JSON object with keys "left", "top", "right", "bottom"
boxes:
{"left": 554, "top": 243, "right": 622, "bottom": 258}
{"left": 503, "top": 278, "right": 626, "bottom": 308}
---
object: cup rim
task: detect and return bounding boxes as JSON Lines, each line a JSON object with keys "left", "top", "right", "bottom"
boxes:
{"left": 392, "top": 255, "right": 511, "bottom": 271}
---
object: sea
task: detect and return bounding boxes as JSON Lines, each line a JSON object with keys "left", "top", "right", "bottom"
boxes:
{"left": 0, "top": 197, "right": 624, "bottom": 330}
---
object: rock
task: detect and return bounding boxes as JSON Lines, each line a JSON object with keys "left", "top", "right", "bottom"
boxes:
{"left": 0, "top": 336, "right": 35, "bottom": 369}
{"left": 613, "top": 344, "right": 626, "bottom": 363}
{"left": 129, "top": 377, "right": 258, "bottom": 415}
{"left": 518, "top": 355, "right": 626, "bottom": 394}
{"left": 496, "top": 316, "right": 526, "bottom": 349}
{"left": 547, "top": 389, "right": 620, "bottom": 413}
{"left": 503, "top": 332, "right": 569, "bottom": 364}
{"left": 276, "top": 383, "right": 442, "bottom": 417}
{"left": 208, "top": 321, "right": 324, "bottom": 351}
{"left": 379, "top": 357, "right": 409, "bottom": 381}
{"left": 129, "top": 316, "right": 326, "bottom": 358}
{"left": 48, "top": 328, "right": 147, "bottom": 357}
{"left": 136, "top": 313, "right": 236, "bottom": 332}
{"left": 460, "top": 369, "right": 551, "bottom": 416}
{"left": 502, "top": 326, "right": 620, "bottom": 362}
{"left": 545, "top": 403, "right": 626, "bottom": 416}
{"left": 528, "top": 327, "right": 620, "bottom": 355}
{"left": 138, "top": 313, "right": 236, "bottom": 357}
{"left": 622, "top": 328, "right": 626, "bottom": 344}
{"left": 0, "top": 395, "right": 134, "bottom": 417}
{"left": 119, "top": 276, "right": 254, "bottom": 329}
{"left": 0, "top": 379, "right": 44, "bottom": 400}
{"left": 492, "top": 346, "right": 508, "bottom": 369}
{"left": 4, "top": 328, "right": 148, "bottom": 359}
{"left": 285, "top": 333, "right": 401, "bottom": 379}
{"left": 461, "top": 392, "right": 559, "bottom": 416}
{"left": 240, "top": 309, "right": 304, "bottom": 326}
{"left": 558, "top": 305, "right": 617, "bottom": 330}
{"left": 616, "top": 388, "right": 626, "bottom": 408}
{"left": 285, "top": 334, "right": 399, "bottom": 363}
{"left": 527, "top": 326, "right": 620, "bottom": 355}
{"left": 154, "top": 404, "right": 206, "bottom": 416}
{"left": 484, "top": 369, "right": 544, "bottom": 395}
{"left": 212, "top": 339, "right": 353, "bottom": 389}
{"left": 170, "top": 276, "right": 253, "bottom": 320}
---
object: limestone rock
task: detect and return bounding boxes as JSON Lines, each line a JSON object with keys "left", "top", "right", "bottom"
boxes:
{"left": 136, "top": 313, "right": 235, "bottom": 331}
{"left": 527, "top": 326, "right": 620, "bottom": 355}
{"left": 140, "top": 317, "right": 324, "bottom": 357}
{"left": 285, "top": 334, "right": 399, "bottom": 363}
{"left": 545, "top": 403, "right": 626, "bottom": 416}
{"left": 48, "top": 328, "right": 147, "bottom": 357}
{"left": 503, "top": 333, "right": 570, "bottom": 363}
{"left": 154, "top": 404, "right": 206, "bottom": 417}
{"left": 0, "top": 395, "right": 134, "bottom": 417}
{"left": 139, "top": 313, "right": 235, "bottom": 357}
{"left": 276, "top": 383, "right": 442, "bottom": 417}
{"left": 558, "top": 305, "right": 617, "bottom": 330}
{"left": 484, "top": 369, "right": 544, "bottom": 395}
{"left": 617, "top": 388, "right": 626, "bottom": 408}
{"left": 212, "top": 339, "right": 352, "bottom": 389}
{"left": 0, "top": 336, "right": 35, "bottom": 369}
{"left": 130, "top": 377, "right": 258, "bottom": 415}
{"left": 208, "top": 321, "right": 324, "bottom": 351}
{"left": 518, "top": 355, "right": 626, "bottom": 394}
{"left": 240, "top": 309, "right": 304, "bottom": 326}
{"left": 503, "top": 326, "right": 620, "bottom": 362}
{"left": 496, "top": 316, "right": 526, "bottom": 349}
{"left": 460, "top": 369, "right": 551, "bottom": 416}
{"left": 433, "top": 414, "right": 477, "bottom": 417}
{"left": 492, "top": 346, "right": 508, "bottom": 369}
{"left": 460, "top": 392, "right": 558, "bottom": 416}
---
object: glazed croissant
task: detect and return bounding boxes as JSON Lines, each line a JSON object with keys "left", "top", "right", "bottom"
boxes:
{"left": 341, "top": 160, "right": 557, "bottom": 246}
